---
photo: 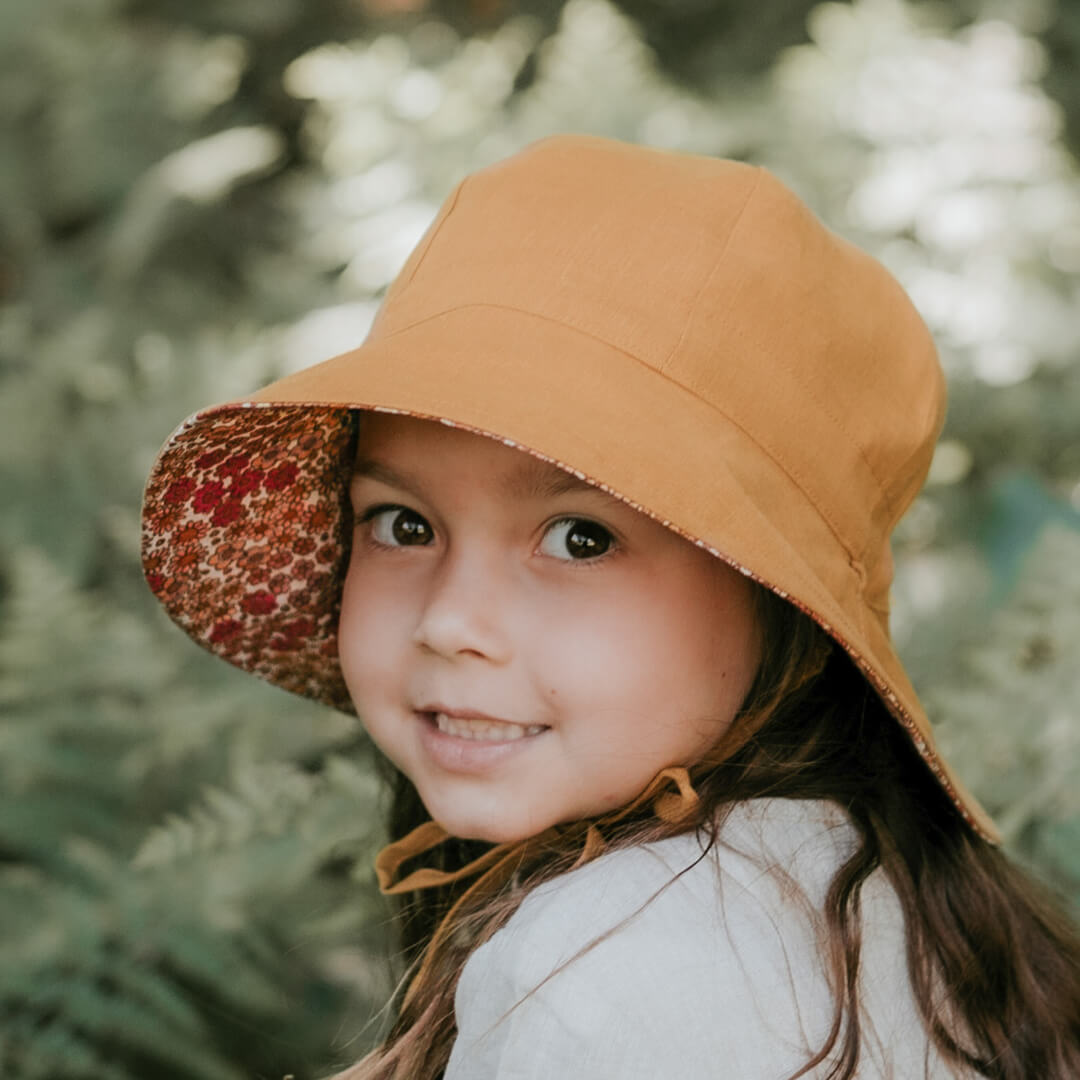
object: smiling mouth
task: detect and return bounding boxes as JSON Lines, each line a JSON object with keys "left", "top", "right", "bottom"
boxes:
{"left": 423, "top": 711, "right": 548, "bottom": 742}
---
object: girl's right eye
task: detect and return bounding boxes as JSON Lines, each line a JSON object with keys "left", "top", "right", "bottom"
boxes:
{"left": 362, "top": 506, "right": 434, "bottom": 547}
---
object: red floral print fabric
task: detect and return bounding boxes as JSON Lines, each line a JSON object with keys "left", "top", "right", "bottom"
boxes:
{"left": 141, "top": 404, "right": 357, "bottom": 711}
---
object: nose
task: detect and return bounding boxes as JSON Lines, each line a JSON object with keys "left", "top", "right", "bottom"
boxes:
{"left": 412, "top": 547, "right": 512, "bottom": 664}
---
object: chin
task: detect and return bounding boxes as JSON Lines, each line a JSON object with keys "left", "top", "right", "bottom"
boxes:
{"left": 429, "top": 804, "right": 548, "bottom": 845}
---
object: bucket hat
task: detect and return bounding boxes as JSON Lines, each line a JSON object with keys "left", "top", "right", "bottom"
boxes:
{"left": 141, "top": 134, "right": 998, "bottom": 843}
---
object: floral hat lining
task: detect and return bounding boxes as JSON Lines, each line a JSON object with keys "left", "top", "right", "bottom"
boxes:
{"left": 142, "top": 404, "right": 357, "bottom": 711}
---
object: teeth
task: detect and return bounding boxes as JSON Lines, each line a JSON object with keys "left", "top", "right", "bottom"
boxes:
{"left": 434, "top": 713, "right": 546, "bottom": 741}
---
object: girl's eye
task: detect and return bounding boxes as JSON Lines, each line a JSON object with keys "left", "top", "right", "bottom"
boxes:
{"left": 539, "top": 518, "right": 614, "bottom": 561}
{"left": 365, "top": 506, "right": 433, "bottom": 547}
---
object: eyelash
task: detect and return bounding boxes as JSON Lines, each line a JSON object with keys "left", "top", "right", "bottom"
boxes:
{"left": 354, "top": 504, "right": 619, "bottom": 566}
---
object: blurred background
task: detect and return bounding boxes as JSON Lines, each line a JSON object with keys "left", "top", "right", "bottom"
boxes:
{"left": 2, "top": 0, "right": 1079, "bottom": 1076}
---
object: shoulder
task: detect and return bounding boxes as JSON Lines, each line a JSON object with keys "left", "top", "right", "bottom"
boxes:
{"left": 446, "top": 800, "right": 854, "bottom": 1079}
{"left": 447, "top": 799, "right": 965, "bottom": 1078}
{"left": 499, "top": 797, "right": 859, "bottom": 957}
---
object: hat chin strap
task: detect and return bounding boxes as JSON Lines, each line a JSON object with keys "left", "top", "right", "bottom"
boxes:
{"left": 374, "top": 767, "right": 700, "bottom": 1009}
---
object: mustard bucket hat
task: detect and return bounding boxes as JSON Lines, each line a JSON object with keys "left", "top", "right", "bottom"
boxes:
{"left": 141, "top": 134, "right": 999, "bottom": 843}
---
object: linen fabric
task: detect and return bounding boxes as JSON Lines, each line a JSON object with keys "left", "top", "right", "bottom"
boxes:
{"left": 140, "top": 134, "right": 997, "bottom": 842}
{"left": 445, "top": 798, "right": 972, "bottom": 1079}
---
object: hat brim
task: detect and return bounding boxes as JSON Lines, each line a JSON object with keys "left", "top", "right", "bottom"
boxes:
{"left": 142, "top": 303, "right": 999, "bottom": 843}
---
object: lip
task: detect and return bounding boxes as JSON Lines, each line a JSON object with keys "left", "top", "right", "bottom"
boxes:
{"left": 414, "top": 705, "right": 549, "bottom": 774}
{"left": 418, "top": 704, "right": 518, "bottom": 726}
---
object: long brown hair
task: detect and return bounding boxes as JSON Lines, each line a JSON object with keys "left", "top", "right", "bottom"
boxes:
{"left": 332, "top": 587, "right": 1080, "bottom": 1080}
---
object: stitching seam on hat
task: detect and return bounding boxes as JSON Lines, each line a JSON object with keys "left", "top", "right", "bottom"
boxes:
{"left": 777, "top": 352, "right": 894, "bottom": 521}
{"left": 369, "top": 302, "right": 864, "bottom": 565}
{"left": 400, "top": 175, "right": 471, "bottom": 291}
{"left": 849, "top": 556, "right": 869, "bottom": 638}
{"left": 855, "top": 359, "right": 943, "bottom": 569}
{"left": 657, "top": 167, "right": 764, "bottom": 376}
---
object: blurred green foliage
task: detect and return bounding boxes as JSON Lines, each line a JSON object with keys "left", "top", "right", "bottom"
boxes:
{"left": 1, "top": 0, "right": 1078, "bottom": 1076}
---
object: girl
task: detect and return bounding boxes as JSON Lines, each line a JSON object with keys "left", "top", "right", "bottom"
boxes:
{"left": 141, "top": 135, "right": 1080, "bottom": 1079}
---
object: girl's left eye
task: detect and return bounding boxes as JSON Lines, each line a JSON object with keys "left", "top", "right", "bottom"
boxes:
{"left": 364, "top": 506, "right": 434, "bottom": 547}
{"left": 538, "top": 518, "right": 615, "bottom": 561}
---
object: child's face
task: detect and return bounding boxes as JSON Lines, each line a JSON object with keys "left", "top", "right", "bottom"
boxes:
{"left": 339, "top": 414, "right": 761, "bottom": 843}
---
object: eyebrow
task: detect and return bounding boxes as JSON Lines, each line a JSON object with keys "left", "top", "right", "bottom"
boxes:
{"left": 352, "top": 456, "right": 607, "bottom": 503}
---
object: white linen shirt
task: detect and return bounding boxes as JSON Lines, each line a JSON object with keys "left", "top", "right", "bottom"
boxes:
{"left": 445, "top": 798, "right": 968, "bottom": 1079}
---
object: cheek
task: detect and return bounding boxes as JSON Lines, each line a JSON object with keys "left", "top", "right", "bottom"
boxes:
{"left": 606, "top": 567, "right": 759, "bottom": 718}
{"left": 529, "top": 590, "right": 643, "bottom": 678}
{"left": 529, "top": 586, "right": 694, "bottom": 718}
{"left": 697, "top": 600, "right": 761, "bottom": 719}
{"left": 337, "top": 561, "right": 409, "bottom": 698}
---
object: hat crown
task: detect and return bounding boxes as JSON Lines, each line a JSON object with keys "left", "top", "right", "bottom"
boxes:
{"left": 373, "top": 136, "right": 945, "bottom": 612}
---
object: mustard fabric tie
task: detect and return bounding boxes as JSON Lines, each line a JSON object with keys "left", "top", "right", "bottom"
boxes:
{"left": 374, "top": 767, "right": 701, "bottom": 1009}
{"left": 375, "top": 766, "right": 700, "bottom": 894}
